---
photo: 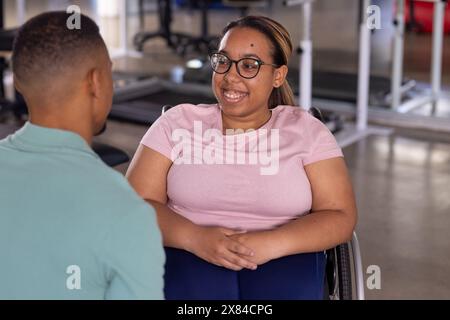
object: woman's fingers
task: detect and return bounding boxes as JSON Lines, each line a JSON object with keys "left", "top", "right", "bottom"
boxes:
{"left": 225, "top": 253, "right": 258, "bottom": 270}
{"left": 219, "top": 244, "right": 258, "bottom": 270}
{"left": 228, "top": 239, "right": 254, "bottom": 257}
{"left": 193, "top": 226, "right": 258, "bottom": 271}
{"left": 220, "top": 228, "right": 254, "bottom": 257}
{"left": 218, "top": 253, "right": 257, "bottom": 271}
{"left": 219, "top": 259, "right": 244, "bottom": 271}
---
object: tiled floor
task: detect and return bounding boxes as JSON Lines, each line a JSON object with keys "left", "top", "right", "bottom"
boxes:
{"left": 2, "top": 0, "right": 450, "bottom": 299}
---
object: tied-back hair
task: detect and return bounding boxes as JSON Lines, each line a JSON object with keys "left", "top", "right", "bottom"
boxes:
{"left": 221, "top": 16, "right": 296, "bottom": 109}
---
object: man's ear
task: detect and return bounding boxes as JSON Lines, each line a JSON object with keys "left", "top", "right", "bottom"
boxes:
{"left": 273, "top": 65, "right": 288, "bottom": 88}
{"left": 87, "top": 67, "right": 101, "bottom": 99}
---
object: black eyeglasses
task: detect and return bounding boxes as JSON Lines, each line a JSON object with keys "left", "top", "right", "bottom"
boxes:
{"left": 210, "top": 52, "right": 280, "bottom": 79}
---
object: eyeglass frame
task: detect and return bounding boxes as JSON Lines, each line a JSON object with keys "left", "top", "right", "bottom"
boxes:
{"left": 209, "top": 52, "right": 281, "bottom": 80}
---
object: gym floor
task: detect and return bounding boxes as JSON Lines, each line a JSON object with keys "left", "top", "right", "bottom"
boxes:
{"left": 3, "top": 0, "right": 450, "bottom": 299}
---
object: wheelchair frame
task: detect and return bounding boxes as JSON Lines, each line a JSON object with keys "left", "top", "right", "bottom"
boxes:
{"left": 326, "top": 232, "right": 364, "bottom": 300}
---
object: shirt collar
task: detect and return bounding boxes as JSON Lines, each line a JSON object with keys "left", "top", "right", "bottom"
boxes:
{"left": 7, "top": 122, "right": 99, "bottom": 159}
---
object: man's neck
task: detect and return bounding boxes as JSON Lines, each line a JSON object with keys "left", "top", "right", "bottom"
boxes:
{"left": 28, "top": 111, "right": 94, "bottom": 146}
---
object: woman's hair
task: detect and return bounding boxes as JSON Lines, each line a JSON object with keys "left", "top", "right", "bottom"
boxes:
{"left": 221, "top": 16, "right": 296, "bottom": 109}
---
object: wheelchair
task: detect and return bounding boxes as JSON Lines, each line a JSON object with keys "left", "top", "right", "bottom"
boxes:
{"left": 162, "top": 104, "right": 365, "bottom": 300}
{"left": 325, "top": 232, "right": 364, "bottom": 300}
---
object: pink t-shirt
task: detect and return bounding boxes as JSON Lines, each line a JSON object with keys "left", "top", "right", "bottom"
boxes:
{"left": 141, "top": 104, "right": 343, "bottom": 231}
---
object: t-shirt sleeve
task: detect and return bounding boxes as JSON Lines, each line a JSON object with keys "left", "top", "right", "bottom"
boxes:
{"left": 303, "top": 115, "right": 344, "bottom": 166}
{"left": 140, "top": 113, "right": 174, "bottom": 161}
{"left": 101, "top": 202, "right": 165, "bottom": 300}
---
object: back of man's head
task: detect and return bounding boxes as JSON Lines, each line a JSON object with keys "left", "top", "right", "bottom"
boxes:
{"left": 12, "top": 11, "right": 107, "bottom": 102}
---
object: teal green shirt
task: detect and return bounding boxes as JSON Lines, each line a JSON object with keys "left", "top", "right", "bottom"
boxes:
{"left": 0, "top": 123, "right": 165, "bottom": 300}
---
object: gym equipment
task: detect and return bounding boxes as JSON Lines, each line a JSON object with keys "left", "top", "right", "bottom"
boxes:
{"left": 0, "top": 0, "right": 18, "bottom": 115}
{"left": 392, "top": 0, "right": 447, "bottom": 114}
{"left": 285, "top": 0, "right": 314, "bottom": 110}
{"left": 111, "top": 77, "right": 217, "bottom": 124}
{"left": 0, "top": 0, "right": 29, "bottom": 120}
{"left": 405, "top": 0, "right": 450, "bottom": 33}
{"left": 285, "top": 0, "right": 415, "bottom": 111}
{"left": 133, "top": 0, "right": 272, "bottom": 56}
{"left": 133, "top": 0, "right": 218, "bottom": 56}
{"left": 306, "top": 0, "right": 448, "bottom": 133}
{"left": 223, "top": 0, "right": 271, "bottom": 17}
{"left": 290, "top": 69, "right": 415, "bottom": 107}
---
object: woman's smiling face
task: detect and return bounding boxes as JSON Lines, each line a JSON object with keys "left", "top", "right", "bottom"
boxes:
{"left": 212, "top": 27, "right": 286, "bottom": 120}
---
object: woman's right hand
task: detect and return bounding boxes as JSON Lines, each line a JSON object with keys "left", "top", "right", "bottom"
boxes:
{"left": 187, "top": 226, "right": 258, "bottom": 271}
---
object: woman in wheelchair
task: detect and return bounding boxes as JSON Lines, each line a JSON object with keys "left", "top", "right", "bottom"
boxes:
{"left": 127, "top": 16, "right": 357, "bottom": 300}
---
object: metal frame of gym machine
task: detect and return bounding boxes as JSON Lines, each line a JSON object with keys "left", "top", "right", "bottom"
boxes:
{"left": 315, "top": 0, "right": 450, "bottom": 133}
{"left": 391, "top": 0, "right": 448, "bottom": 114}
{"left": 285, "top": 0, "right": 392, "bottom": 145}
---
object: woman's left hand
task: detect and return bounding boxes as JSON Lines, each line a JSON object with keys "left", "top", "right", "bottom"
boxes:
{"left": 228, "top": 231, "right": 278, "bottom": 266}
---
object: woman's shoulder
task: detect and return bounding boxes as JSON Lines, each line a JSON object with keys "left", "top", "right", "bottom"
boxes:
{"left": 273, "top": 105, "right": 323, "bottom": 127}
{"left": 157, "top": 103, "right": 220, "bottom": 128}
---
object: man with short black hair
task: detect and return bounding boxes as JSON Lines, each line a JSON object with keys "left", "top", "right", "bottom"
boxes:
{"left": 0, "top": 12, "right": 165, "bottom": 300}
